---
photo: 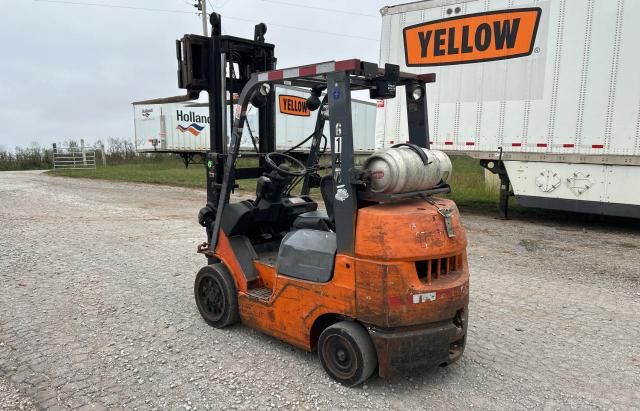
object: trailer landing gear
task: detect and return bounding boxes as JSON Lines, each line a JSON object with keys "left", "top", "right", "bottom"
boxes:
{"left": 498, "top": 172, "right": 511, "bottom": 220}
{"left": 481, "top": 157, "right": 512, "bottom": 220}
{"left": 179, "top": 153, "right": 203, "bottom": 168}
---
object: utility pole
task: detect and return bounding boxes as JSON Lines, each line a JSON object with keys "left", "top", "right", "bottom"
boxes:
{"left": 197, "top": 0, "right": 209, "bottom": 37}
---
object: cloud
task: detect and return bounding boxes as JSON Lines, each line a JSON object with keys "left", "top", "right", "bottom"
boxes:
{"left": 0, "top": 0, "right": 387, "bottom": 150}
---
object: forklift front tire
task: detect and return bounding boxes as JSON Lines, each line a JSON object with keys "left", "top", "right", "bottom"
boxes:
{"left": 194, "top": 264, "right": 239, "bottom": 328}
{"left": 318, "top": 321, "right": 377, "bottom": 386}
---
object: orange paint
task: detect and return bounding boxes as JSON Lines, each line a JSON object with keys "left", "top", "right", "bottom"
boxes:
{"left": 215, "top": 231, "right": 249, "bottom": 292}
{"left": 354, "top": 198, "right": 468, "bottom": 327}
{"left": 213, "top": 196, "right": 469, "bottom": 375}
{"left": 278, "top": 95, "right": 311, "bottom": 117}
{"left": 237, "top": 254, "right": 357, "bottom": 350}
{"left": 404, "top": 8, "right": 541, "bottom": 67}
{"left": 355, "top": 198, "right": 467, "bottom": 260}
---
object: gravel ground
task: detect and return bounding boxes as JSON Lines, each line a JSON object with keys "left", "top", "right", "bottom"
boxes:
{"left": 1, "top": 170, "right": 639, "bottom": 410}
{"left": 0, "top": 376, "right": 35, "bottom": 410}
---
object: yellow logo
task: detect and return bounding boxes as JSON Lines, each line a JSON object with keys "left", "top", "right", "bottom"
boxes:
{"left": 279, "top": 95, "right": 310, "bottom": 117}
{"left": 404, "top": 8, "right": 542, "bottom": 67}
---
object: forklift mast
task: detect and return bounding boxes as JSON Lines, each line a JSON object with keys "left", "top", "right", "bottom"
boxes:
{"left": 176, "top": 13, "right": 435, "bottom": 259}
{"left": 176, "top": 13, "right": 277, "bottom": 209}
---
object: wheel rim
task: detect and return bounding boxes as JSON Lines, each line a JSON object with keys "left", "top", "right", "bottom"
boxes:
{"left": 322, "top": 335, "right": 358, "bottom": 380}
{"left": 198, "top": 276, "right": 225, "bottom": 321}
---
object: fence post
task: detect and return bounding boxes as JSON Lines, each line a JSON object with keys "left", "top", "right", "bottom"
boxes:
{"left": 52, "top": 143, "right": 57, "bottom": 169}
{"left": 81, "top": 139, "right": 87, "bottom": 166}
{"left": 100, "top": 144, "right": 107, "bottom": 167}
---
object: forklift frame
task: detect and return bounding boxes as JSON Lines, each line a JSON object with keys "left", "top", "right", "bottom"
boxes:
{"left": 179, "top": 14, "right": 468, "bottom": 384}
{"left": 205, "top": 58, "right": 436, "bottom": 257}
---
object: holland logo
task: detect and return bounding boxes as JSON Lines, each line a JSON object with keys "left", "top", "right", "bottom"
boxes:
{"left": 176, "top": 123, "right": 205, "bottom": 136}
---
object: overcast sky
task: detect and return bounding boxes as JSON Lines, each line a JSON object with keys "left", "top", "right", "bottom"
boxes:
{"left": 0, "top": 0, "right": 390, "bottom": 150}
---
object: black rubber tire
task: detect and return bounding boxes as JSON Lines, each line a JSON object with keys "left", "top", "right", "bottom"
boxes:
{"left": 194, "top": 264, "right": 239, "bottom": 328}
{"left": 318, "top": 321, "right": 377, "bottom": 386}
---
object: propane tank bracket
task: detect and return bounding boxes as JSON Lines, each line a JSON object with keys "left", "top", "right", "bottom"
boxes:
{"left": 391, "top": 142, "right": 431, "bottom": 165}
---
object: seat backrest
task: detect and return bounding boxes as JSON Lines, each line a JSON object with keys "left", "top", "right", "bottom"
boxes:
{"left": 320, "top": 175, "right": 334, "bottom": 221}
{"left": 277, "top": 229, "right": 337, "bottom": 283}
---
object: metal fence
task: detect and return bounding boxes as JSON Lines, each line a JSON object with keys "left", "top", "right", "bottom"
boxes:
{"left": 52, "top": 142, "right": 96, "bottom": 170}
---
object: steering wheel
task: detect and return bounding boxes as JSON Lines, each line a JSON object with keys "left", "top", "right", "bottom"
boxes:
{"left": 264, "top": 152, "right": 308, "bottom": 177}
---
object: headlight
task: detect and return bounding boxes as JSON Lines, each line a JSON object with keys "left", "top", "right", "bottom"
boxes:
{"left": 411, "top": 86, "right": 424, "bottom": 101}
{"left": 251, "top": 83, "right": 271, "bottom": 107}
{"left": 306, "top": 95, "right": 321, "bottom": 111}
{"left": 259, "top": 83, "right": 271, "bottom": 96}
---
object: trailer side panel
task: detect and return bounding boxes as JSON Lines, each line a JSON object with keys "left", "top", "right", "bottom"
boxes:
{"left": 379, "top": 0, "right": 640, "bottom": 216}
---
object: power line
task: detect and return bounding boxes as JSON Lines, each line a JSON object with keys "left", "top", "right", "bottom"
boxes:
{"left": 223, "top": 15, "right": 378, "bottom": 41}
{"left": 258, "top": 0, "right": 379, "bottom": 18}
{"left": 33, "top": 0, "right": 195, "bottom": 14}
{"left": 33, "top": 0, "right": 379, "bottom": 42}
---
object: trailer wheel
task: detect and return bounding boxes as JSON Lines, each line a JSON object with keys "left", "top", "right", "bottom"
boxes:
{"left": 318, "top": 321, "right": 377, "bottom": 386}
{"left": 194, "top": 264, "right": 239, "bottom": 328}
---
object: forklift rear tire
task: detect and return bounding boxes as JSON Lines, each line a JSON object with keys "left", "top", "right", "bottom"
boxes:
{"left": 194, "top": 264, "right": 239, "bottom": 328}
{"left": 318, "top": 321, "right": 377, "bottom": 386}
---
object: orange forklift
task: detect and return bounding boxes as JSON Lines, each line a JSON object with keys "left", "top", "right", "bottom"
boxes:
{"left": 176, "top": 14, "right": 469, "bottom": 386}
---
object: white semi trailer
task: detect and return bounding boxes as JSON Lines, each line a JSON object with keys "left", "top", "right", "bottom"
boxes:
{"left": 133, "top": 86, "right": 377, "bottom": 155}
{"left": 378, "top": 0, "right": 640, "bottom": 218}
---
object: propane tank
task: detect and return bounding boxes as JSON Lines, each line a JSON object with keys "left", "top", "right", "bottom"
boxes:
{"left": 363, "top": 146, "right": 453, "bottom": 194}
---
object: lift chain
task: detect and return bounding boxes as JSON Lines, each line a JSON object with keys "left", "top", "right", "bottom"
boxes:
{"left": 422, "top": 196, "right": 456, "bottom": 238}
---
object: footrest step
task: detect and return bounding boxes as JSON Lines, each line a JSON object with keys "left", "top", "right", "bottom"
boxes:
{"left": 247, "top": 287, "right": 273, "bottom": 300}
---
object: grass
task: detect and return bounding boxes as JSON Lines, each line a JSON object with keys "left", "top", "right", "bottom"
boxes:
{"left": 48, "top": 155, "right": 640, "bottom": 228}
{"left": 51, "top": 160, "right": 204, "bottom": 187}
{"left": 49, "top": 155, "right": 500, "bottom": 210}
{"left": 445, "top": 155, "right": 499, "bottom": 211}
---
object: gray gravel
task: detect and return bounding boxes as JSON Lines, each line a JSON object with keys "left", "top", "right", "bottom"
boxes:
{"left": 0, "top": 376, "right": 35, "bottom": 410}
{"left": 1, "top": 170, "right": 639, "bottom": 410}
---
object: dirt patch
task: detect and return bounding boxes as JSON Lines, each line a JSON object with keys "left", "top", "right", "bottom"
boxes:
{"left": 518, "top": 238, "right": 542, "bottom": 252}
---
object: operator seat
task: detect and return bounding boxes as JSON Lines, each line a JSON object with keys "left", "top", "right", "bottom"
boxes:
{"left": 292, "top": 175, "right": 334, "bottom": 231}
